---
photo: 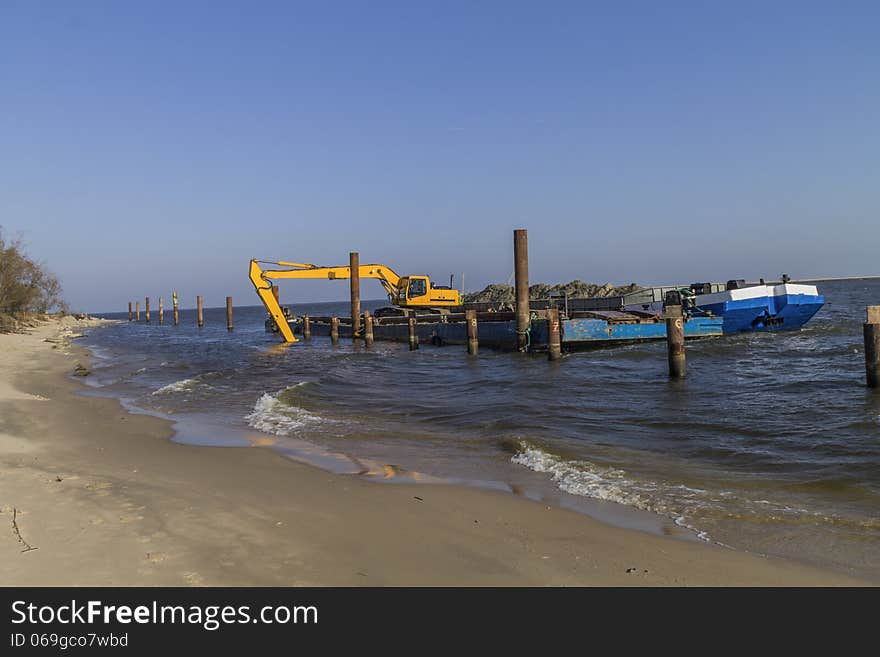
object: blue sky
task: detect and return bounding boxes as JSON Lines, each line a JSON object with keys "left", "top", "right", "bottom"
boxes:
{"left": 1, "top": 1, "right": 877, "bottom": 311}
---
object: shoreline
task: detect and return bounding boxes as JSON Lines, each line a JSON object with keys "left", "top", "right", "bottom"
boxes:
{"left": 0, "top": 318, "right": 871, "bottom": 585}
{"left": 79, "top": 377, "right": 701, "bottom": 549}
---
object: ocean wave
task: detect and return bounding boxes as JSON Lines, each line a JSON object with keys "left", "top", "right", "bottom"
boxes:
{"left": 151, "top": 378, "right": 200, "bottom": 395}
{"left": 150, "top": 371, "right": 221, "bottom": 396}
{"left": 510, "top": 440, "right": 880, "bottom": 543}
{"left": 510, "top": 440, "right": 716, "bottom": 541}
{"left": 245, "top": 388, "right": 323, "bottom": 436}
{"left": 511, "top": 441, "right": 652, "bottom": 509}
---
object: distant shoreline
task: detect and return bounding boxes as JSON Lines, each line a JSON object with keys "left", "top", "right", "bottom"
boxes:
{"left": 778, "top": 275, "right": 880, "bottom": 283}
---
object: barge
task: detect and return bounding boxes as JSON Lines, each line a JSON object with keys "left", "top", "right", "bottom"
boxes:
{"left": 271, "top": 308, "right": 724, "bottom": 351}
{"left": 266, "top": 277, "right": 824, "bottom": 350}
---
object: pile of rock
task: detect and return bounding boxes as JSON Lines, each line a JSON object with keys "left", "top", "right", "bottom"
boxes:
{"left": 463, "top": 280, "right": 642, "bottom": 304}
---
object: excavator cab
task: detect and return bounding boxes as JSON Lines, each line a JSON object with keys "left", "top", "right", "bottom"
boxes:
{"left": 406, "top": 277, "right": 428, "bottom": 301}
{"left": 396, "top": 276, "right": 427, "bottom": 303}
{"left": 399, "top": 275, "right": 460, "bottom": 307}
{"left": 399, "top": 276, "right": 446, "bottom": 306}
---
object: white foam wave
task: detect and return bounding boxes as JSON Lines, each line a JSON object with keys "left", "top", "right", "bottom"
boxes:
{"left": 245, "top": 389, "right": 322, "bottom": 436}
{"left": 150, "top": 371, "right": 221, "bottom": 396}
{"left": 151, "top": 377, "right": 200, "bottom": 395}
{"left": 511, "top": 443, "right": 651, "bottom": 509}
{"left": 511, "top": 441, "right": 714, "bottom": 542}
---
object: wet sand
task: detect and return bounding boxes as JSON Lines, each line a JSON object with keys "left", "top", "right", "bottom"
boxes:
{"left": 0, "top": 318, "right": 870, "bottom": 585}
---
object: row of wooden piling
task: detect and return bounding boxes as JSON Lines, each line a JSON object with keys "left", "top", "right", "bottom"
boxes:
{"left": 311, "top": 310, "right": 674, "bottom": 383}
{"left": 123, "top": 294, "right": 880, "bottom": 389}
{"left": 123, "top": 228, "right": 879, "bottom": 388}
{"left": 191, "top": 231, "right": 677, "bottom": 369}
{"left": 316, "top": 312, "right": 416, "bottom": 349}
{"left": 127, "top": 295, "right": 234, "bottom": 331}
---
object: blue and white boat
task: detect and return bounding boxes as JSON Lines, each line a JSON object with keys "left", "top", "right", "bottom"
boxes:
{"left": 689, "top": 283, "right": 824, "bottom": 333}
{"left": 622, "top": 282, "right": 825, "bottom": 334}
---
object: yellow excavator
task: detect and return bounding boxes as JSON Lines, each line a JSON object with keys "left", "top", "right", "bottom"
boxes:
{"left": 249, "top": 259, "right": 462, "bottom": 342}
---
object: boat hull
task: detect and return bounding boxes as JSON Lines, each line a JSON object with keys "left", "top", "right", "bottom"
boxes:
{"left": 694, "top": 284, "right": 824, "bottom": 333}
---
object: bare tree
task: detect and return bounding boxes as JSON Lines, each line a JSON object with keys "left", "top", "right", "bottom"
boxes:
{"left": 0, "top": 228, "right": 66, "bottom": 329}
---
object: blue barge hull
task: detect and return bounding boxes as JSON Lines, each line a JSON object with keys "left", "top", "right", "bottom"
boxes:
{"left": 554, "top": 315, "right": 721, "bottom": 345}
{"left": 291, "top": 314, "right": 723, "bottom": 350}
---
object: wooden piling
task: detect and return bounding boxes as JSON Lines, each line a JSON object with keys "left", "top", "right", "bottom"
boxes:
{"left": 303, "top": 315, "right": 311, "bottom": 339}
{"left": 364, "top": 311, "right": 374, "bottom": 346}
{"left": 547, "top": 308, "right": 562, "bottom": 361}
{"left": 172, "top": 291, "right": 179, "bottom": 326}
{"left": 136, "top": 300, "right": 140, "bottom": 322}
{"left": 330, "top": 316, "right": 339, "bottom": 344}
{"left": 350, "top": 252, "right": 361, "bottom": 338}
{"left": 865, "top": 306, "right": 880, "bottom": 388}
{"left": 158, "top": 297, "right": 164, "bottom": 324}
{"left": 514, "top": 229, "right": 530, "bottom": 351}
{"left": 466, "top": 309, "right": 478, "bottom": 355}
{"left": 408, "top": 316, "right": 418, "bottom": 350}
{"left": 226, "top": 296, "right": 233, "bottom": 330}
{"left": 197, "top": 296, "right": 204, "bottom": 328}
{"left": 128, "top": 302, "right": 133, "bottom": 322}
{"left": 665, "top": 304, "right": 686, "bottom": 378}
{"left": 272, "top": 286, "right": 280, "bottom": 304}
{"left": 145, "top": 297, "right": 151, "bottom": 323}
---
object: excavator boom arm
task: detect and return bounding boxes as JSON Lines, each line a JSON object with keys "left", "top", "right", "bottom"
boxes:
{"left": 255, "top": 261, "right": 402, "bottom": 299}
{"left": 249, "top": 259, "right": 405, "bottom": 342}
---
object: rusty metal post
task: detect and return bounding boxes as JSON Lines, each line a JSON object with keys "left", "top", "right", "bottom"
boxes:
{"left": 128, "top": 302, "right": 132, "bottom": 322}
{"left": 865, "top": 306, "right": 880, "bottom": 388}
{"left": 547, "top": 308, "right": 562, "bottom": 361}
{"left": 197, "top": 296, "right": 204, "bottom": 328}
{"left": 158, "top": 297, "right": 164, "bottom": 325}
{"left": 665, "top": 304, "right": 686, "bottom": 378}
{"left": 514, "top": 229, "right": 530, "bottom": 351}
{"left": 330, "top": 316, "right": 339, "bottom": 344}
{"left": 271, "top": 285, "right": 280, "bottom": 304}
{"left": 350, "top": 251, "right": 361, "bottom": 338}
{"left": 225, "top": 296, "right": 233, "bottom": 330}
{"left": 466, "top": 309, "right": 478, "bottom": 355}
{"left": 303, "top": 315, "right": 311, "bottom": 339}
{"left": 145, "top": 297, "right": 151, "bottom": 323}
{"left": 408, "top": 316, "right": 418, "bottom": 350}
{"left": 173, "top": 291, "right": 179, "bottom": 326}
{"left": 364, "top": 311, "right": 374, "bottom": 346}
{"left": 136, "top": 300, "right": 140, "bottom": 322}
